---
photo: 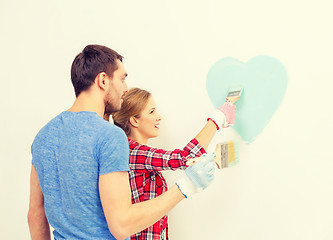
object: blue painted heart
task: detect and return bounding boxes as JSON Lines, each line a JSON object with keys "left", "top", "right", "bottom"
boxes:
{"left": 206, "top": 56, "right": 288, "bottom": 143}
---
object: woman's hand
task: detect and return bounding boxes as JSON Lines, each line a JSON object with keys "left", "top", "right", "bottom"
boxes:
{"left": 208, "top": 100, "right": 237, "bottom": 130}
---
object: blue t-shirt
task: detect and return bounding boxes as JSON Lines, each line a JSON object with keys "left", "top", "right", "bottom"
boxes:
{"left": 31, "top": 111, "right": 130, "bottom": 240}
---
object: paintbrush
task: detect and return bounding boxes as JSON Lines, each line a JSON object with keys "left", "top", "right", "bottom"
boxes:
{"left": 214, "top": 140, "right": 240, "bottom": 169}
{"left": 186, "top": 140, "right": 240, "bottom": 169}
{"left": 226, "top": 86, "right": 243, "bottom": 104}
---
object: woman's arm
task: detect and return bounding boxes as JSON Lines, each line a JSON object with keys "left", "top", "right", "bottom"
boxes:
{"left": 196, "top": 99, "right": 238, "bottom": 149}
{"left": 130, "top": 99, "right": 238, "bottom": 171}
{"left": 129, "top": 101, "right": 237, "bottom": 172}
{"left": 129, "top": 138, "right": 206, "bottom": 171}
{"left": 194, "top": 120, "right": 218, "bottom": 150}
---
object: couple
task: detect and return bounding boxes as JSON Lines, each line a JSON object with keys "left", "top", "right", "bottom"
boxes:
{"left": 28, "top": 44, "right": 237, "bottom": 240}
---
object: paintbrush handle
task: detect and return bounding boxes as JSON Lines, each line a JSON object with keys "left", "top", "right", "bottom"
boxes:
{"left": 226, "top": 96, "right": 240, "bottom": 104}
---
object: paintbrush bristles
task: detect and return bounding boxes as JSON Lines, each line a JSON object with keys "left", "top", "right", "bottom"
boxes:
{"left": 214, "top": 140, "right": 240, "bottom": 169}
{"left": 186, "top": 141, "right": 239, "bottom": 168}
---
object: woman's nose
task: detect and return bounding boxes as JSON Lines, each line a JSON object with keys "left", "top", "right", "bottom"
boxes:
{"left": 157, "top": 113, "right": 162, "bottom": 121}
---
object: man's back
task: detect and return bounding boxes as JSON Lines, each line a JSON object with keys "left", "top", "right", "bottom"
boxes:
{"left": 31, "top": 111, "right": 129, "bottom": 239}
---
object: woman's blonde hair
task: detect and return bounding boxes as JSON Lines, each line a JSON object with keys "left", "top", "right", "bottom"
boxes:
{"left": 112, "top": 88, "right": 152, "bottom": 136}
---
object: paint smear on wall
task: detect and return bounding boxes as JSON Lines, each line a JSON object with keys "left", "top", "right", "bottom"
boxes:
{"left": 206, "top": 56, "right": 288, "bottom": 143}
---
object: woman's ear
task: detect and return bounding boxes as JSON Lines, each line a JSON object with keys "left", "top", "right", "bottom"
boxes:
{"left": 129, "top": 116, "right": 139, "bottom": 128}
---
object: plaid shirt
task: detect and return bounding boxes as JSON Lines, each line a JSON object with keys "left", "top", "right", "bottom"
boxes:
{"left": 128, "top": 138, "right": 206, "bottom": 240}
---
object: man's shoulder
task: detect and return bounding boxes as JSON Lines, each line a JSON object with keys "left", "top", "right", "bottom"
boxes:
{"left": 97, "top": 119, "right": 126, "bottom": 136}
{"left": 33, "top": 113, "right": 63, "bottom": 139}
{"left": 96, "top": 123, "right": 128, "bottom": 148}
{"left": 32, "top": 111, "right": 127, "bottom": 147}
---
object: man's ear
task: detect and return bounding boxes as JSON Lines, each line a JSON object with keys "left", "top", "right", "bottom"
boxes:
{"left": 96, "top": 72, "right": 109, "bottom": 91}
{"left": 129, "top": 116, "right": 139, "bottom": 128}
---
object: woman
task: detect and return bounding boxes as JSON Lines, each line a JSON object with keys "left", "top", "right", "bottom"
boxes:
{"left": 110, "top": 88, "right": 237, "bottom": 240}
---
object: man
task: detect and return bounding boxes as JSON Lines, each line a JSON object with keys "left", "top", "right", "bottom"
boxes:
{"left": 28, "top": 44, "right": 215, "bottom": 240}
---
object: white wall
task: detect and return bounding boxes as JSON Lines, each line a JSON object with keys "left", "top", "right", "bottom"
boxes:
{"left": 1, "top": 0, "right": 332, "bottom": 239}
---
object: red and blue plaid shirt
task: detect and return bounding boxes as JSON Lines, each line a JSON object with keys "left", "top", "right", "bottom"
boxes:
{"left": 128, "top": 138, "right": 206, "bottom": 240}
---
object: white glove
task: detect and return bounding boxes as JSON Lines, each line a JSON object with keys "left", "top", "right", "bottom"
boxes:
{"left": 176, "top": 152, "right": 216, "bottom": 198}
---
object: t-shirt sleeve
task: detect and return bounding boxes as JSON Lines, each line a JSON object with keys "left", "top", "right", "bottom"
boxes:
{"left": 98, "top": 126, "right": 130, "bottom": 175}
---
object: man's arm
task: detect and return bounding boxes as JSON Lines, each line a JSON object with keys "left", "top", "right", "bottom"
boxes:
{"left": 27, "top": 165, "right": 50, "bottom": 240}
{"left": 99, "top": 171, "right": 185, "bottom": 240}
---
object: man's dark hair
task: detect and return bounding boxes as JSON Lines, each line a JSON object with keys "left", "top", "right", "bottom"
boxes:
{"left": 71, "top": 44, "right": 123, "bottom": 97}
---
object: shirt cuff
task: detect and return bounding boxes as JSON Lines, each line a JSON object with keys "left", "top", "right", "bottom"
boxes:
{"left": 185, "top": 138, "right": 207, "bottom": 157}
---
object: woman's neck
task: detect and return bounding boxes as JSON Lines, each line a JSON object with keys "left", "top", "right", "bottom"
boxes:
{"left": 128, "top": 132, "right": 148, "bottom": 145}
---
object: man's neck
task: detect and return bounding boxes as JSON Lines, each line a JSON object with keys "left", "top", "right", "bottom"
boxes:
{"left": 67, "top": 92, "right": 105, "bottom": 118}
